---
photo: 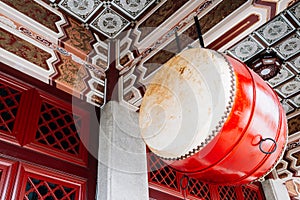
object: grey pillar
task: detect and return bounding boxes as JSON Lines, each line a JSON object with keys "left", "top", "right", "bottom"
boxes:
{"left": 97, "top": 101, "right": 149, "bottom": 200}
{"left": 261, "top": 179, "right": 290, "bottom": 200}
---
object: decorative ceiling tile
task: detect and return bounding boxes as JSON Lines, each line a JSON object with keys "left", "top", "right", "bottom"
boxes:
{"left": 287, "top": 1, "right": 300, "bottom": 26}
{"left": 276, "top": 77, "right": 300, "bottom": 98}
{"left": 227, "top": 36, "right": 264, "bottom": 62}
{"left": 58, "top": 0, "right": 103, "bottom": 22}
{"left": 267, "top": 65, "right": 295, "bottom": 87}
{"left": 291, "top": 94, "right": 300, "bottom": 108}
{"left": 255, "top": 14, "right": 295, "bottom": 45}
{"left": 90, "top": 8, "right": 130, "bottom": 38}
{"left": 281, "top": 100, "right": 295, "bottom": 114}
{"left": 287, "top": 56, "right": 300, "bottom": 73}
{"left": 272, "top": 32, "right": 300, "bottom": 60}
{"left": 112, "top": 0, "right": 156, "bottom": 19}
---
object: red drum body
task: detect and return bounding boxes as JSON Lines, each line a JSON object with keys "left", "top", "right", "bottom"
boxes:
{"left": 139, "top": 48, "right": 287, "bottom": 185}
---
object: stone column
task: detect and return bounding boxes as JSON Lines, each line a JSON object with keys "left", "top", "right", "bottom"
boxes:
{"left": 261, "top": 179, "right": 290, "bottom": 200}
{"left": 97, "top": 101, "right": 149, "bottom": 200}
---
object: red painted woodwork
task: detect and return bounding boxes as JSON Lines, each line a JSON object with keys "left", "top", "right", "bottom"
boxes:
{"left": 0, "top": 71, "right": 97, "bottom": 200}
{"left": 149, "top": 188, "right": 183, "bottom": 200}
{"left": 0, "top": 79, "right": 24, "bottom": 144}
{"left": 14, "top": 88, "right": 42, "bottom": 146}
{"left": 148, "top": 152, "right": 265, "bottom": 200}
{"left": 14, "top": 162, "right": 86, "bottom": 200}
{"left": 0, "top": 158, "right": 18, "bottom": 200}
{"left": 27, "top": 98, "right": 89, "bottom": 166}
{"left": 0, "top": 73, "right": 89, "bottom": 166}
{"left": 207, "top": 14, "right": 260, "bottom": 50}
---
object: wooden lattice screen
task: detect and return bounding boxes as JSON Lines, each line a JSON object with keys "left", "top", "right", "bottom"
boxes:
{"left": 0, "top": 71, "right": 265, "bottom": 199}
{"left": 148, "top": 152, "right": 266, "bottom": 200}
{"left": 0, "top": 72, "right": 97, "bottom": 200}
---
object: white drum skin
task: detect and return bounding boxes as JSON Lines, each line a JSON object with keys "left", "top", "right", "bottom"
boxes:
{"left": 139, "top": 48, "right": 234, "bottom": 159}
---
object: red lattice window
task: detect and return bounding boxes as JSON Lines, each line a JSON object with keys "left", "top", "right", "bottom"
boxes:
{"left": 218, "top": 186, "right": 238, "bottom": 200}
{"left": 16, "top": 163, "right": 85, "bottom": 200}
{"left": 188, "top": 178, "right": 211, "bottom": 200}
{"left": 31, "top": 100, "right": 88, "bottom": 166}
{"left": 148, "top": 153, "right": 178, "bottom": 190}
{"left": 36, "top": 102, "right": 81, "bottom": 155}
{"left": 0, "top": 73, "right": 96, "bottom": 199}
{"left": 25, "top": 177, "right": 77, "bottom": 200}
{"left": 0, "top": 83, "right": 21, "bottom": 136}
{"left": 242, "top": 185, "right": 261, "bottom": 200}
{"left": 147, "top": 152, "right": 265, "bottom": 200}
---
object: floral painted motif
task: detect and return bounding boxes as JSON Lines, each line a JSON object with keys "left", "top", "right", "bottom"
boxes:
{"left": 56, "top": 58, "right": 88, "bottom": 92}
{"left": 64, "top": 17, "right": 94, "bottom": 55}
{"left": 0, "top": 28, "right": 51, "bottom": 70}
{"left": 1, "top": 0, "right": 61, "bottom": 32}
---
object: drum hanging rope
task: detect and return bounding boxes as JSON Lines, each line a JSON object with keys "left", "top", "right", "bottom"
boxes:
{"left": 175, "top": 29, "right": 181, "bottom": 53}
{"left": 259, "top": 138, "right": 277, "bottom": 154}
{"left": 194, "top": 16, "right": 205, "bottom": 48}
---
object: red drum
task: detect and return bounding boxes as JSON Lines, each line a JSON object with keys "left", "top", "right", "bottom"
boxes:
{"left": 139, "top": 48, "right": 287, "bottom": 185}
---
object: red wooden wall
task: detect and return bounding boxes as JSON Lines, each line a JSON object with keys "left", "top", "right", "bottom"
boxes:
{"left": 0, "top": 64, "right": 266, "bottom": 200}
{"left": 0, "top": 67, "right": 98, "bottom": 200}
{"left": 148, "top": 152, "right": 266, "bottom": 200}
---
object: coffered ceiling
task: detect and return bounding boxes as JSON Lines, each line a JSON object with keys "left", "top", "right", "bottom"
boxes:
{"left": 0, "top": 0, "right": 294, "bottom": 108}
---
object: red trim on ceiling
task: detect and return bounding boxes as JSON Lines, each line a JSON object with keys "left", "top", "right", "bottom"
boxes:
{"left": 254, "top": 0, "right": 277, "bottom": 18}
{"left": 207, "top": 14, "right": 260, "bottom": 50}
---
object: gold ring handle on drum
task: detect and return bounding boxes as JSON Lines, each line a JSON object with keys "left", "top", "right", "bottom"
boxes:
{"left": 259, "top": 138, "right": 277, "bottom": 154}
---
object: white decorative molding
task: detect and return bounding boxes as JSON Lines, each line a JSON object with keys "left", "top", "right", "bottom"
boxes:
{"left": 0, "top": 1, "right": 67, "bottom": 45}
{"left": 86, "top": 78, "right": 107, "bottom": 108}
{"left": 132, "top": 0, "right": 220, "bottom": 52}
{"left": 90, "top": 33, "right": 110, "bottom": 71}
{"left": 272, "top": 130, "right": 300, "bottom": 181}
{"left": 118, "top": 67, "right": 143, "bottom": 111}
{"left": 0, "top": 20, "right": 57, "bottom": 83}
{"left": 205, "top": 1, "right": 263, "bottom": 52}
{"left": 0, "top": 16, "right": 16, "bottom": 29}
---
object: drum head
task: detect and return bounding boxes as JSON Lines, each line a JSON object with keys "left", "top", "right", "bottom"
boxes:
{"left": 139, "top": 48, "right": 236, "bottom": 159}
